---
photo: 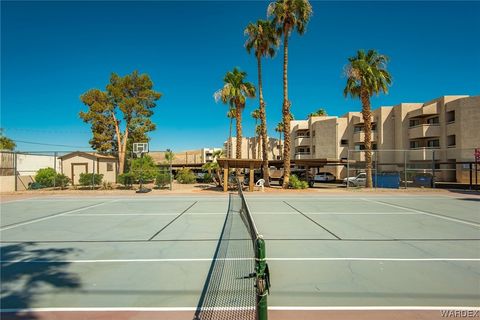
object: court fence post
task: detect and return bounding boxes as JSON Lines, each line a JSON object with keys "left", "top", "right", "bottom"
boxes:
{"left": 404, "top": 150, "right": 407, "bottom": 189}
{"left": 256, "top": 236, "right": 268, "bottom": 320}
{"left": 346, "top": 149, "right": 350, "bottom": 189}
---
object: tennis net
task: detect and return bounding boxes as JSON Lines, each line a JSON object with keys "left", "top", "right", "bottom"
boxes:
{"left": 194, "top": 178, "right": 269, "bottom": 320}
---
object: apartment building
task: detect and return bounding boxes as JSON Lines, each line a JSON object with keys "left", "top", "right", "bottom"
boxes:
{"left": 290, "top": 95, "right": 480, "bottom": 183}
{"left": 224, "top": 137, "right": 282, "bottom": 160}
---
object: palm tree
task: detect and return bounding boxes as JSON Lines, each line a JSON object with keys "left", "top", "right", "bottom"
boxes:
{"left": 308, "top": 108, "right": 327, "bottom": 118}
{"left": 226, "top": 108, "right": 235, "bottom": 158}
{"left": 214, "top": 67, "right": 256, "bottom": 160}
{"left": 255, "top": 124, "right": 262, "bottom": 159}
{"left": 251, "top": 108, "right": 261, "bottom": 159}
{"left": 245, "top": 19, "right": 279, "bottom": 186}
{"left": 275, "top": 121, "right": 284, "bottom": 159}
{"left": 344, "top": 49, "right": 392, "bottom": 188}
{"left": 268, "top": 0, "right": 313, "bottom": 188}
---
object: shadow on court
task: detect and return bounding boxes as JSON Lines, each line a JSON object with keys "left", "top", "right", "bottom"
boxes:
{"left": 1, "top": 243, "right": 82, "bottom": 319}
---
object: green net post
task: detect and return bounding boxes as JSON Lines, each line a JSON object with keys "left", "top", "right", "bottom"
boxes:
{"left": 256, "top": 236, "right": 268, "bottom": 320}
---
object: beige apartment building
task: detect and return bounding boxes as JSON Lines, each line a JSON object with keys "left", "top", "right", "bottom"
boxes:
{"left": 290, "top": 95, "right": 480, "bottom": 183}
{"left": 224, "top": 137, "right": 282, "bottom": 160}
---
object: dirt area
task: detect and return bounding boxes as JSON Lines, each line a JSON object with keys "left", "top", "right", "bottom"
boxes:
{"left": 1, "top": 181, "right": 478, "bottom": 203}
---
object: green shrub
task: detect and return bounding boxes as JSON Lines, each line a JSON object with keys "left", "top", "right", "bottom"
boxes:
{"left": 118, "top": 172, "right": 135, "bottom": 188}
{"left": 203, "top": 173, "right": 214, "bottom": 183}
{"left": 156, "top": 172, "right": 171, "bottom": 188}
{"left": 130, "top": 155, "right": 158, "bottom": 182}
{"left": 176, "top": 168, "right": 196, "bottom": 184}
{"left": 101, "top": 181, "right": 113, "bottom": 190}
{"left": 289, "top": 174, "right": 309, "bottom": 189}
{"left": 35, "top": 167, "right": 57, "bottom": 187}
{"left": 79, "top": 173, "right": 103, "bottom": 187}
{"left": 55, "top": 174, "right": 71, "bottom": 189}
{"left": 34, "top": 168, "right": 70, "bottom": 188}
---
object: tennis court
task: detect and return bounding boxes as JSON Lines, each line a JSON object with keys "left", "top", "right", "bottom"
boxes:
{"left": 1, "top": 191, "right": 479, "bottom": 319}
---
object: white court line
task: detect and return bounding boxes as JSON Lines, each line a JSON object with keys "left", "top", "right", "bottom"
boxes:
{"left": 0, "top": 201, "right": 118, "bottom": 231}
{"left": 1, "top": 306, "right": 479, "bottom": 313}
{"left": 362, "top": 198, "right": 480, "bottom": 228}
{"left": 65, "top": 212, "right": 227, "bottom": 216}
{"left": 2, "top": 257, "right": 479, "bottom": 263}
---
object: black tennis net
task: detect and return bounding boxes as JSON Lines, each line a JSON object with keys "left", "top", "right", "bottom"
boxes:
{"left": 194, "top": 179, "right": 269, "bottom": 320}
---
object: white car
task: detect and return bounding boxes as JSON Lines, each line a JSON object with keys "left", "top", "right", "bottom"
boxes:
{"left": 312, "top": 172, "right": 336, "bottom": 182}
{"left": 343, "top": 173, "right": 366, "bottom": 187}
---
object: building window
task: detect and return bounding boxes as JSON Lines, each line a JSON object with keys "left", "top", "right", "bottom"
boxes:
{"left": 410, "top": 140, "right": 420, "bottom": 149}
{"left": 354, "top": 126, "right": 363, "bottom": 133}
{"left": 447, "top": 135, "right": 456, "bottom": 147}
{"left": 371, "top": 123, "right": 377, "bottom": 131}
{"left": 312, "top": 145, "right": 316, "bottom": 155}
{"left": 107, "top": 163, "right": 113, "bottom": 171}
{"left": 372, "top": 144, "right": 378, "bottom": 150}
{"left": 341, "top": 139, "right": 348, "bottom": 146}
{"left": 427, "top": 139, "right": 440, "bottom": 148}
{"left": 354, "top": 144, "right": 365, "bottom": 151}
{"left": 426, "top": 116, "right": 439, "bottom": 125}
{"left": 409, "top": 119, "right": 421, "bottom": 127}
{"left": 446, "top": 110, "right": 455, "bottom": 123}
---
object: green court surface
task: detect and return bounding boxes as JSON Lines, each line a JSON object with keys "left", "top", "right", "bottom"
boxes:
{"left": 1, "top": 194, "right": 479, "bottom": 318}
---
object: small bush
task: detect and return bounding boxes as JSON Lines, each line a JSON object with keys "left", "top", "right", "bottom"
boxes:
{"left": 289, "top": 174, "right": 309, "bottom": 189}
{"left": 118, "top": 172, "right": 135, "bottom": 188}
{"left": 55, "top": 174, "right": 71, "bottom": 189}
{"left": 34, "top": 168, "right": 70, "bottom": 188}
{"left": 79, "top": 173, "right": 103, "bottom": 187}
{"left": 176, "top": 168, "right": 196, "bottom": 184}
{"left": 35, "top": 167, "right": 57, "bottom": 187}
{"left": 156, "top": 172, "right": 171, "bottom": 188}
{"left": 203, "top": 173, "right": 214, "bottom": 183}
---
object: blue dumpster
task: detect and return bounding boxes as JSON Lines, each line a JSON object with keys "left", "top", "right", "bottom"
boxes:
{"left": 373, "top": 172, "right": 400, "bottom": 189}
{"left": 413, "top": 173, "right": 433, "bottom": 187}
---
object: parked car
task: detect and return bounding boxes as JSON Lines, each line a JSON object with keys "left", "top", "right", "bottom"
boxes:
{"left": 311, "top": 172, "right": 336, "bottom": 184}
{"left": 343, "top": 172, "right": 366, "bottom": 187}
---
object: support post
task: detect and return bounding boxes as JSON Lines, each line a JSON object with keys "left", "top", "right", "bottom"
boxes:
{"left": 256, "top": 236, "right": 268, "bottom": 320}
{"left": 469, "top": 163, "right": 473, "bottom": 191}
{"left": 223, "top": 166, "right": 228, "bottom": 192}
{"left": 14, "top": 152, "right": 18, "bottom": 192}
{"left": 53, "top": 152, "right": 57, "bottom": 188}
{"left": 432, "top": 150, "right": 436, "bottom": 188}
{"left": 346, "top": 149, "right": 350, "bottom": 189}
{"left": 249, "top": 163, "right": 254, "bottom": 192}
{"left": 404, "top": 150, "right": 407, "bottom": 189}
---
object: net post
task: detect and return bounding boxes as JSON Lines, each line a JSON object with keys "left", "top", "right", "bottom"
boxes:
{"left": 256, "top": 236, "right": 268, "bottom": 320}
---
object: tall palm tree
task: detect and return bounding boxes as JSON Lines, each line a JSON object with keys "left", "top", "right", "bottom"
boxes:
{"left": 268, "top": 0, "right": 313, "bottom": 188}
{"left": 214, "top": 67, "right": 256, "bottom": 160}
{"left": 251, "top": 108, "right": 261, "bottom": 159}
{"left": 275, "top": 121, "right": 284, "bottom": 159}
{"left": 308, "top": 108, "right": 327, "bottom": 118}
{"left": 245, "top": 19, "right": 279, "bottom": 186}
{"left": 255, "top": 124, "right": 262, "bottom": 159}
{"left": 226, "top": 108, "right": 235, "bottom": 158}
{"left": 344, "top": 49, "right": 392, "bottom": 188}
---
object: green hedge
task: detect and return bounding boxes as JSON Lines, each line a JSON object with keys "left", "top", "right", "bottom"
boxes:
{"left": 79, "top": 173, "right": 103, "bottom": 186}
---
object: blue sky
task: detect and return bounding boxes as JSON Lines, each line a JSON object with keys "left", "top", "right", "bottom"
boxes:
{"left": 1, "top": 1, "right": 479, "bottom": 152}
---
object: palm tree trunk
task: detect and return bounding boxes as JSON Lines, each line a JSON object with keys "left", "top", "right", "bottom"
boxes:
{"left": 228, "top": 117, "right": 233, "bottom": 158}
{"left": 361, "top": 90, "right": 373, "bottom": 188}
{"left": 258, "top": 57, "right": 270, "bottom": 187}
{"left": 252, "top": 119, "right": 257, "bottom": 160}
{"left": 282, "top": 32, "right": 291, "bottom": 189}
{"left": 236, "top": 105, "right": 242, "bottom": 159}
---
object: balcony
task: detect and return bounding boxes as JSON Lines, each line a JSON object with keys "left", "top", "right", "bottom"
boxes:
{"left": 294, "top": 153, "right": 311, "bottom": 160}
{"left": 408, "top": 124, "right": 440, "bottom": 139}
{"left": 408, "top": 147, "right": 441, "bottom": 161}
{"left": 352, "top": 131, "right": 377, "bottom": 143}
{"left": 294, "top": 136, "right": 311, "bottom": 148}
{"left": 350, "top": 152, "right": 365, "bottom": 162}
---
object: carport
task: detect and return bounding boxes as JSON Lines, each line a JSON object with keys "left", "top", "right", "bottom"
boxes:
{"left": 216, "top": 159, "right": 263, "bottom": 192}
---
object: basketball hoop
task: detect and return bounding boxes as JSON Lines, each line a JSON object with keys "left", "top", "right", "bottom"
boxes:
{"left": 133, "top": 142, "right": 149, "bottom": 158}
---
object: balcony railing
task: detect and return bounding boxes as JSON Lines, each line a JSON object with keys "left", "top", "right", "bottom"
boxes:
{"left": 408, "top": 124, "right": 440, "bottom": 139}
{"left": 294, "top": 136, "right": 311, "bottom": 148}
{"left": 294, "top": 153, "right": 311, "bottom": 160}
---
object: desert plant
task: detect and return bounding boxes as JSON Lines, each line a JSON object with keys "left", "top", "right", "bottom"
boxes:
{"left": 203, "top": 173, "right": 214, "bottom": 183}
{"left": 289, "top": 174, "right": 308, "bottom": 189}
{"left": 176, "top": 168, "right": 196, "bottom": 184}
{"left": 79, "top": 173, "right": 103, "bottom": 187}
{"left": 101, "top": 181, "right": 113, "bottom": 190}
{"left": 35, "top": 167, "right": 57, "bottom": 188}
{"left": 156, "top": 171, "right": 171, "bottom": 188}
{"left": 55, "top": 173, "right": 71, "bottom": 189}
{"left": 130, "top": 154, "right": 158, "bottom": 182}
{"left": 118, "top": 172, "right": 135, "bottom": 188}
